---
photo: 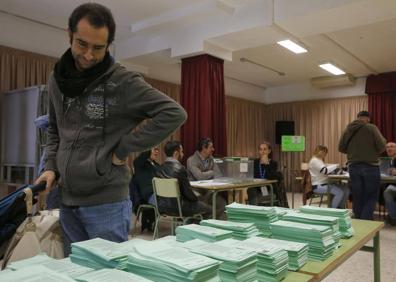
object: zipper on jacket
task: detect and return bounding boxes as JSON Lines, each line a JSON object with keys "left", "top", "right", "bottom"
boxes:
{"left": 64, "top": 128, "right": 82, "bottom": 186}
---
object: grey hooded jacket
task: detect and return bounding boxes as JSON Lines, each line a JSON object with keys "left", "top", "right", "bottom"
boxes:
{"left": 45, "top": 63, "right": 187, "bottom": 206}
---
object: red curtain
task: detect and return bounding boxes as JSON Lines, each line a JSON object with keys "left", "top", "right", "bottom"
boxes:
{"left": 366, "top": 72, "right": 396, "bottom": 142}
{"left": 180, "top": 54, "right": 227, "bottom": 158}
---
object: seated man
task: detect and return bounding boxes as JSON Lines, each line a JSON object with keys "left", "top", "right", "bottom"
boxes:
{"left": 383, "top": 142, "right": 396, "bottom": 225}
{"left": 187, "top": 137, "right": 222, "bottom": 180}
{"left": 187, "top": 137, "right": 226, "bottom": 218}
{"left": 156, "top": 141, "right": 211, "bottom": 217}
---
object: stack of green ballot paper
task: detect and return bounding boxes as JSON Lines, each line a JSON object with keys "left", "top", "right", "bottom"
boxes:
{"left": 299, "top": 205, "right": 354, "bottom": 238}
{"left": 125, "top": 240, "right": 221, "bottom": 282}
{"left": 76, "top": 268, "right": 152, "bottom": 281}
{"left": 182, "top": 239, "right": 257, "bottom": 282}
{"left": 70, "top": 238, "right": 131, "bottom": 269}
{"left": 282, "top": 211, "right": 342, "bottom": 248}
{"left": 217, "top": 238, "right": 288, "bottom": 282}
{"left": 6, "top": 253, "right": 94, "bottom": 279}
{"left": 155, "top": 235, "right": 181, "bottom": 247}
{"left": 0, "top": 265, "right": 75, "bottom": 282}
{"left": 200, "top": 219, "right": 261, "bottom": 240}
{"left": 273, "top": 207, "right": 292, "bottom": 217}
{"left": 247, "top": 237, "right": 309, "bottom": 271}
{"left": 270, "top": 220, "right": 336, "bottom": 261}
{"left": 225, "top": 202, "right": 278, "bottom": 236}
{"left": 175, "top": 224, "right": 233, "bottom": 242}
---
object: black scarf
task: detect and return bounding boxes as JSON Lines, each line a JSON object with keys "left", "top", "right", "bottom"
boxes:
{"left": 54, "top": 48, "right": 113, "bottom": 98}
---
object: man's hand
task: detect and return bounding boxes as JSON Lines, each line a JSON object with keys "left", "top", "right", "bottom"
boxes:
{"left": 34, "top": 170, "right": 56, "bottom": 193}
{"left": 390, "top": 168, "right": 396, "bottom": 176}
{"left": 112, "top": 153, "right": 126, "bottom": 166}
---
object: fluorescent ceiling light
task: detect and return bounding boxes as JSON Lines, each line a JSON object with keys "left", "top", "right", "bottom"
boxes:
{"left": 277, "top": 40, "right": 307, "bottom": 54}
{"left": 319, "top": 63, "right": 346, "bottom": 75}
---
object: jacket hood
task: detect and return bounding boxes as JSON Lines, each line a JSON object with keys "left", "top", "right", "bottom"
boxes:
{"left": 346, "top": 119, "right": 366, "bottom": 133}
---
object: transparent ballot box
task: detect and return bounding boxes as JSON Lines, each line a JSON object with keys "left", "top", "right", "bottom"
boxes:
{"left": 379, "top": 157, "right": 393, "bottom": 176}
{"left": 214, "top": 157, "right": 254, "bottom": 183}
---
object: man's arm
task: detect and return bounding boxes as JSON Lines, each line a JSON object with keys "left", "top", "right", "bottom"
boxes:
{"left": 177, "top": 167, "right": 198, "bottom": 202}
{"left": 114, "top": 74, "right": 187, "bottom": 160}
{"left": 372, "top": 125, "right": 386, "bottom": 154}
{"left": 187, "top": 157, "right": 214, "bottom": 180}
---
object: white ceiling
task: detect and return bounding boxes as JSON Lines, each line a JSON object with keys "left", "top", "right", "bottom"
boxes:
{"left": 1, "top": 0, "right": 396, "bottom": 99}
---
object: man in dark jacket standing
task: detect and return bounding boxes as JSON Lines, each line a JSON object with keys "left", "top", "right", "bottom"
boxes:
{"left": 338, "top": 111, "right": 386, "bottom": 219}
{"left": 156, "top": 141, "right": 211, "bottom": 217}
{"left": 35, "top": 3, "right": 186, "bottom": 255}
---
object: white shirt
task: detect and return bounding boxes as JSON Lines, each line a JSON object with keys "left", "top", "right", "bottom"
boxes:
{"left": 308, "top": 156, "right": 330, "bottom": 186}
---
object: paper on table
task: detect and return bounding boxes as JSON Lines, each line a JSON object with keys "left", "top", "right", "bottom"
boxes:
{"left": 0, "top": 265, "right": 75, "bottom": 282}
{"left": 183, "top": 239, "right": 256, "bottom": 263}
{"left": 72, "top": 238, "right": 127, "bottom": 260}
{"left": 134, "top": 241, "right": 219, "bottom": 272}
{"left": 6, "top": 253, "right": 53, "bottom": 270}
{"left": 6, "top": 254, "right": 94, "bottom": 279}
{"left": 190, "top": 180, "right": 229, "bottom": 187}
{"left": 76, "top": 268, "right": 152, "bottom": 282}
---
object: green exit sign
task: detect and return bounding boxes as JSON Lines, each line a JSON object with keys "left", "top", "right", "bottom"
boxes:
{"left": 281, "top": 136, "right": 305, "bottom": 152}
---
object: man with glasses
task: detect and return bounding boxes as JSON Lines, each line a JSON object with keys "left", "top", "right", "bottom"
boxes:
{"left": 383, "top": 142, "right": 396, "bottom": 225}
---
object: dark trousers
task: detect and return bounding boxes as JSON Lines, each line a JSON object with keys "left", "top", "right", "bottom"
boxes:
{"left": 349, "top": 163, "right": 380, "bottom": 220}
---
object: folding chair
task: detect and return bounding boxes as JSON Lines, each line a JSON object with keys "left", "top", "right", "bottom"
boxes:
{"left": 301, "top": 166, "right": 328, "bottom": 207}
{"left": 132, "top": 204, "right": 159, "bottom": 235}
{"left": 152, "top": 177, "right": 203, "bottom": 239}
{"left": 309, "top": 191, "right": 326, "bottom": 207}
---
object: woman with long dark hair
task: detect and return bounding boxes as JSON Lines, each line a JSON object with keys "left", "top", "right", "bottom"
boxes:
{"left": 248, "top": 142, "right": 289, "bottom": 207}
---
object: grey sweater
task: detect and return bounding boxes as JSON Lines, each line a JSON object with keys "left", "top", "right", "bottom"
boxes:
{"left": 45, "top": 63, "right": 187, "bottom": 206}
{"left": 338, "top": 120, "right": 386, "bottom": 165}
{"left": 186, "top": 151, "right": 222, "bottom": 180}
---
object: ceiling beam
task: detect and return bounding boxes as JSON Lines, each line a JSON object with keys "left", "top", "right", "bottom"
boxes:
{"left": 130, "top": 0, "right": 236, "bottom": 33}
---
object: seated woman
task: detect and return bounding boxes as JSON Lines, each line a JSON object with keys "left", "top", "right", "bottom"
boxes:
{"left": 248, "top": 142, "right": 289, "bottom": 207}
{"left": 131, "top": 147, "right": 160, "bottom": 231}
{"left": 308, "top": 145, "right": 348, "bottom": 208}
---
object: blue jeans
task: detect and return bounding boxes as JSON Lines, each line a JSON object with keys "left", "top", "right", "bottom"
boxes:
{"left": 384, "top": 185, "right": 396, "bottom": 219}
{"left": 60, "top": 199, "right": 132, "bottom": 256}
{"left": 148, "top": 194, "right": 155, "bottom": 205}
{"left": 313, "top": 184, "right": 348, "bottom": 208}
{"left": 349, "top": 163, "right": 380, "bottom": 220}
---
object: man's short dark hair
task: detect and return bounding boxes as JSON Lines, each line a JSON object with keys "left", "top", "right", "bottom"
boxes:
{"left": 164, "top": 141, "right": 181, "bottom": 157}
{"left": 357, "top": 110, "right": 370, "bottom": 118}
{"left": 197, "top": 137, "right": 213, "bottom": 151}
{"left": 69, "top": 3, "right": 116, "bottom": 44}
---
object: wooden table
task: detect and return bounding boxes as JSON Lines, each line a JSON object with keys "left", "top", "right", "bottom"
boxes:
{"left": 190, "top": 179, "right": 277, "bottom": 219}
{"left": 284, "top": 271, "right": 314, "bottom": 282}
{"left": 298, "top": 219, "right": 384, "bottom": 282}
{"left": 328, "top": 174, "right": 396, "bottom": 184}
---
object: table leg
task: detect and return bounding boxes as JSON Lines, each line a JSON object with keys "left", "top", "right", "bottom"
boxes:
{"left": 292, "top": 180, "right": 295, "bottom": 209}
{"left": 212, "top": 191, "right": 218, "bottom": 219}
{"left": 374, "top": 231, "right": 380, "bottom": 282}
{"left": 269, "top": 184, "right": 274, "bottom": 206}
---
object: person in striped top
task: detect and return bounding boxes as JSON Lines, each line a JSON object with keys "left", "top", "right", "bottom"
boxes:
{"left": 308, "top": 145, "right": 348, "bottom": 208}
